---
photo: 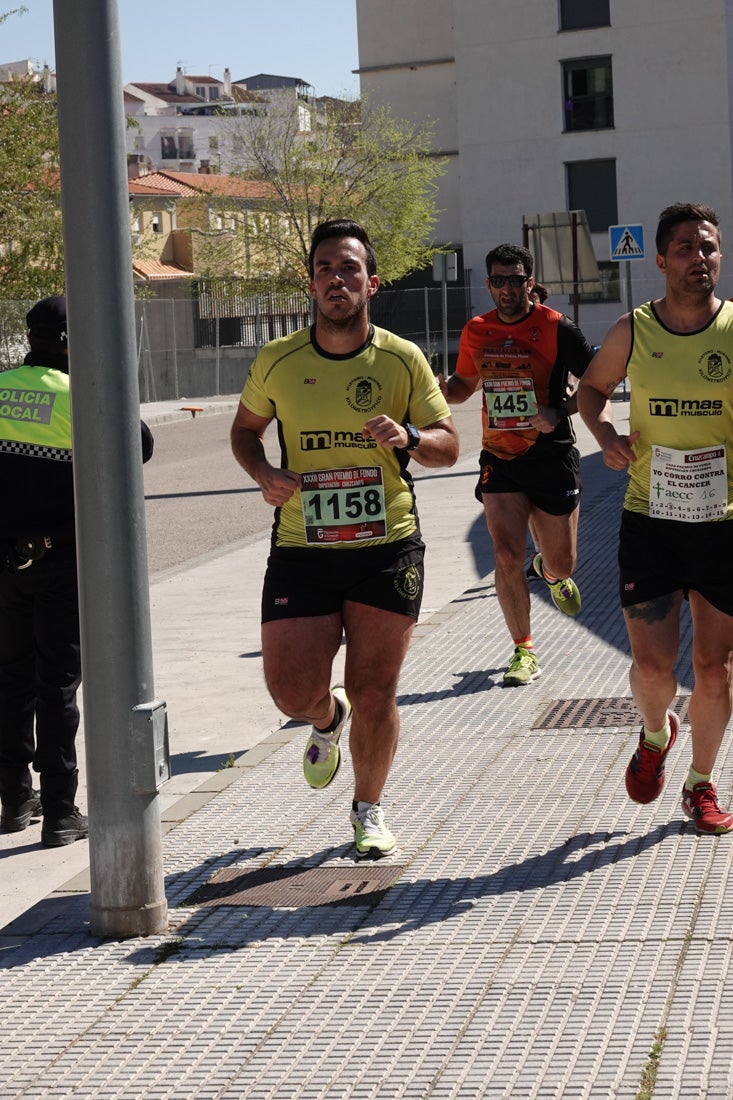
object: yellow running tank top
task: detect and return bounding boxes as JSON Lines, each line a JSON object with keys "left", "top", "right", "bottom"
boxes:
{"left": 625, "top": 300, "right": 733, "bottom": 521}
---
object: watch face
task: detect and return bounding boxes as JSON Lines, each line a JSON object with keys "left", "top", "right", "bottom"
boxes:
{"left": 405, "top": 424, "right": 420, "bottom": 449}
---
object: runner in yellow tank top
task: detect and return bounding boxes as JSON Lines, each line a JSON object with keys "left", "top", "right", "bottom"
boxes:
{"left": 624, "top": 298, "right": 733, "bottom": 518}
{"left": 579, "top": 202, "right": 733, "bottom": 835}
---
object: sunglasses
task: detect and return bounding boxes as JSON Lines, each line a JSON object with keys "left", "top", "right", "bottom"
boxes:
{"left": 488, "top": 274, "right": 529, "bottom": 288}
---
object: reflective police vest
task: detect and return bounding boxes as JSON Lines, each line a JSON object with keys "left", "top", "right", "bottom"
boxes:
{"left": 0, "top": 364, "right": 72, "bottom": 460}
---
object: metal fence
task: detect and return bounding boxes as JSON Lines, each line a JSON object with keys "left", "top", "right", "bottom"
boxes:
{"left": 0, "top": 284, "right": 474, "bottom": 400}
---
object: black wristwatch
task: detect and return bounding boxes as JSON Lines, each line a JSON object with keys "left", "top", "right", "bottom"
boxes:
{"left": 403, "top": 423, "right": 421, "bottom": 450}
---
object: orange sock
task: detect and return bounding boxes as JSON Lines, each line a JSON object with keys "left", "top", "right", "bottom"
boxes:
{"left": 514, "top": 635, "right": 534, "bottom": 651}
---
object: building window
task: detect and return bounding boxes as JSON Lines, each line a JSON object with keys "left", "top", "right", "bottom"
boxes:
{"left": 178, "top": 129, "right": 194, "bottom": 159}
{"left": 151, "top": 215, "right": 162, "bottom": 234}
{"left": 563, "top": 57, "right": 613, "bottom": 131}
{"left": 297, "top": 105, "right": 311, "bottom": 133}
{"left": 161, "top": 132, "right": 177, "bottom": 159}
{"left": 566, "top": 159, "right": 617, "bottom": 232}
{"left": 560, "top": 0, "right": 610, "bottom": 31}
{"left": 578, "top": 261, "right": 620, "bottom": 303}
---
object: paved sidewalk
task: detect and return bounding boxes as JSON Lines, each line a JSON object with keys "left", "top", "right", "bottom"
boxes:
{"left": 3, "top": 395, "right": 733, "bottom": 1098}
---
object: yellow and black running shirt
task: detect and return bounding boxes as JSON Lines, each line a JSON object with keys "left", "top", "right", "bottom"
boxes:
{"left": 626, "top": 300, "right": 733, "bottom": 522}
{"left": 240, "top": 325, "right": 450, "bottom": 549}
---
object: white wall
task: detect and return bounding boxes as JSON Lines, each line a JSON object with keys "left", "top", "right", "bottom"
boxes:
{"left": 357, "top": 0, "right": 733, "bottom": 345}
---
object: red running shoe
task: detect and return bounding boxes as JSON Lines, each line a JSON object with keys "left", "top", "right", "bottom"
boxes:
{"left": 625, "top": 710, "right": 679, "bottom": 804}
{"left": 681, "top": 782, "right": 733, "bottom": 835}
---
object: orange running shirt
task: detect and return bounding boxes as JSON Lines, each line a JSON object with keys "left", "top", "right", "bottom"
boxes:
{"left": 455, "top": 303, "right": 593, "bottom": 460}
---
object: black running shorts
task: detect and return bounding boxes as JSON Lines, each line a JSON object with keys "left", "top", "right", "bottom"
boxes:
{"left": 261, "top": 536, "right": 425, "bottom": 622}
{"left": 619, "top": 509, "right": 733, "bottom": 614}
{"left": 475, "top": 446, "right": 581, "bottom": 516}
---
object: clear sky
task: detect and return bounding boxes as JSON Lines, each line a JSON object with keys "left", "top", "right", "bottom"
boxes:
{"left": 1, "top": 1, "right": 360, "bottom": 98}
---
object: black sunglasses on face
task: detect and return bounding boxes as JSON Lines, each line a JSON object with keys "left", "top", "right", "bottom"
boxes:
{"left": 488, "top": 274, "right": 529, "bottom": 288}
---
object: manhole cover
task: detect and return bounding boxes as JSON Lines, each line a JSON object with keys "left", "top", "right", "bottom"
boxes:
{"left": 186, "top": 863, "right": 405, "bottom": 909}
{"left": 533, "top": 695, "right": 689, "bottom": 730}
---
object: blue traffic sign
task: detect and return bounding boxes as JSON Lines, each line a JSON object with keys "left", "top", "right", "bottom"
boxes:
{"left": 609, "top": 224, "right": 645, "bottom": 261}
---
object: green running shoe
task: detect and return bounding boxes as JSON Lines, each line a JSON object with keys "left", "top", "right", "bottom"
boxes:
{"left": 350, "top": 802, "right": 396, "bottom": 859}
{"left": 303, "top": 686, "right": 351, "bottom": 789}
{"left": 532, "top": 553, "right": 581, "bottom": 616}
{"left": 503, "top": 646, "right": 541, "bottom": 686}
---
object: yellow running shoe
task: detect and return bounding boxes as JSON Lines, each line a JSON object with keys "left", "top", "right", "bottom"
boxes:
{"left": 532, "top": 553, "right": 581, "bottom": 616}
{"left": 503, "top": 646, "right": 541, "bottom": 686}
{"left": 302, "top": 686, "right": 351, "bottom": 789}
{"left": 350, "top": 802, "right": 396, "bottom": 859}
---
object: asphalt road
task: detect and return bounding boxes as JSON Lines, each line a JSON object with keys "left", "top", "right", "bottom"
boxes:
{"left": 143, "top": 411, "right": 278, "bottom": 576}
{"left": 142, "top": 401, "right": 483, "bottom": 578}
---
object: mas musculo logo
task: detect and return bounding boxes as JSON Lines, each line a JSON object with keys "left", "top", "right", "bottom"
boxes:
{"left": 346, "top": 375, "right": 383, "bottom": 412}
{"left": 698, "top": 349, "right": 732, "bottom": 383}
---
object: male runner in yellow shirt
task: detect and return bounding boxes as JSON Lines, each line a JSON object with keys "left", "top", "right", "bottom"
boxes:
{"left": 231, "top": 219, "right": 458, "bottom": 857}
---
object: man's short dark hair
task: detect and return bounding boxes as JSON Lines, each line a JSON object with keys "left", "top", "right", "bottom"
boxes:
{"left": 485, "top": 243, "right": 533, "bottom": 277}
{"left": 655, "top": 203, "right": 720, "bottom": 255}
{"left": 308, "top": 219, "right": 378, "bottom": 277}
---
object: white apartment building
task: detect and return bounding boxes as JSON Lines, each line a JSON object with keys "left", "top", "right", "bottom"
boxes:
{"left": 124, "top": 69, "right": 318, "bottom": 177}
{"left": 355, "top": 0, "right": 733, "bottom": 344}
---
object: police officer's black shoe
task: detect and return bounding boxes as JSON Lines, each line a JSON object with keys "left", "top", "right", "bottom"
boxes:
{"left": 1, "top": 789, "right": 42, "bottom": 832}
{"left": 41, "top": 808, "right": 89, "bottom": 847}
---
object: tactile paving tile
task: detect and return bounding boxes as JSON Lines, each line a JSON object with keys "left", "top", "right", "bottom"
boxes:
{"left": 3, "top": 474, "right": 733, "bottom": 1098}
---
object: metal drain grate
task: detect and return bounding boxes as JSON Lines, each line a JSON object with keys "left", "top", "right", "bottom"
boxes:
{"left": 533, "top": 695, "right": 690, "bottom": 730}
{"left": 186, "top": 863, "right": 406, "bottom": 909}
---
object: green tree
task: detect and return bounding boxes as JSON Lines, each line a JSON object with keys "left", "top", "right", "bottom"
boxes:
{"left": 0, "top": 69, "right": 64, "bottom": 300}
{"left": 218, "top": 96, "right": 447, "bottom": 288}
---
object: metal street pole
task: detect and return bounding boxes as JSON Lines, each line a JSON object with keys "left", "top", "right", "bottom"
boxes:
{"left": 441, "top": 273, "right": 449, "bottom": 376}
{"left": 571, "top": 211, "right": 580, "bottom": 327}
{"left": 53, "top": 0, "right": 168, "bottom": 938}
{"left": 625, "top": 259, "right": 633, "bottom": 314}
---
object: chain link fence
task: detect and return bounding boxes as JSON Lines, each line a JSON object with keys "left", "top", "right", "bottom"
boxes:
{"left": 3, "top": 268, "right": 720, "bottom": 398}
{"left": 0, "top": 284, "right": 474, "bottom": 400}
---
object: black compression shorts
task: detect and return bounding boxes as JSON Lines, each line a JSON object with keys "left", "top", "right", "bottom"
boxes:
{"left": 261, "top": 536, "right": 425, "bottom": 622}
{"left": 475, "top": 446, "right": 581, "bottom": 516}
{"left": 619, "top": 509, "right": 733, "bottom": 614}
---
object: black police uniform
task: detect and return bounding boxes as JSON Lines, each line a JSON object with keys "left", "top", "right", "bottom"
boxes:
{"left": 0, "top": 296, "right": 153, "bottom": 844}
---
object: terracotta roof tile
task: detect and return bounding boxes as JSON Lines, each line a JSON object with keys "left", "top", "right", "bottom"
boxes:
{"left": 132, "top": 260, "right": 194, "bottom": 279}
{"left": 128, "top": 178, "right": 185, "bottom": 196}
{"left": 136, "top": 171, "right": 276, "bottom": 200}
{"left": 129, "top": 173, "right": 199, "bottom": 196}
{"left": 127, "top": 82, "right": 203, "bottom": 104}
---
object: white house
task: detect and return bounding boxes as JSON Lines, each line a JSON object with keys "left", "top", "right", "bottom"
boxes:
{"left": 124, "top": 68, "right": 320, "bottom": 178}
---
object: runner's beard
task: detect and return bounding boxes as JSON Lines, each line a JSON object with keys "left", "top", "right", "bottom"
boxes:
{"left": 317, "top": 296, "right": 370, "bottom": 335}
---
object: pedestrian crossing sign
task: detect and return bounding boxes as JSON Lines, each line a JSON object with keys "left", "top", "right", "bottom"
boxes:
{"left": 609, "top": 224, "right": 645, "bottom": 261}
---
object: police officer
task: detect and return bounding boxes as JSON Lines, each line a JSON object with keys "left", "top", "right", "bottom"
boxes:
{"left": 0, "top": 296, "right": 154, "bottom": 846}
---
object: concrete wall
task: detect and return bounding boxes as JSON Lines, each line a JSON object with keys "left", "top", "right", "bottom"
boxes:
{"left": 134, "top": 296, "right": 254, "bottom": 401}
